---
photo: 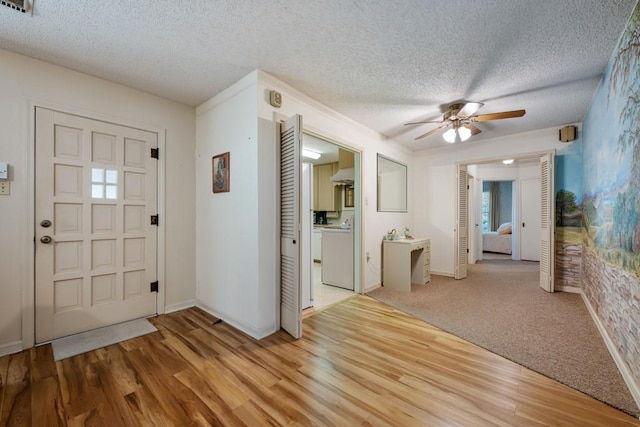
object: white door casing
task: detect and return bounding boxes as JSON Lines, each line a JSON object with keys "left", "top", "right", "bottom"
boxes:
{"left": 520, "top": 178, "right": 542, "bottom": 261}
{"left": 279, "top": 114, "right": 302, "bottom": 339}
{"left": 35, "top": 108, "right": 158, "bottom": 342}
{"left": 539, "top": 153, "right": 554, "bottom": 292}
{"left": 467, "top": 176, "right": 477, "bottom": 265}
{"left": 474, "top": 177, "right": 483, "bottom": 261}
{"left": 455, "top": 165, "right": 469, "bottom": 279}
{"left": 301, "top": 162, "right": 313, "bottom": 309}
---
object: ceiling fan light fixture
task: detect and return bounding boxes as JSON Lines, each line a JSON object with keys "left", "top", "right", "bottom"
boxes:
{"left": 442, "top": 128, "right": 457, "bottom": 143}
{"left": 458, "top": 126, "right": 472, "bottom": 141}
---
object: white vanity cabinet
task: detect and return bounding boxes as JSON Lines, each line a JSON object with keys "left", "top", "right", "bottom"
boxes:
{"left": 383, "top": 238, "right": 430, "bottom": 292}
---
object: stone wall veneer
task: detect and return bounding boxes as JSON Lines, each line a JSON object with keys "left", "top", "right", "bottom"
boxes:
{"left": 555, "top": 241, "right": 582, "bottom": 287}
{"left": 582, "top": 248, "right": 640, "bottom": 384}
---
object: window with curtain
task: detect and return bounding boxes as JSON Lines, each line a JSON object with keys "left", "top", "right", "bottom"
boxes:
{"left": 490, "top": 181, "right": 500, "bottom": 231}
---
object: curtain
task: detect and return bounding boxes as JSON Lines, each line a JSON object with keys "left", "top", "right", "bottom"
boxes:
{"left": 490, "top": 181, "right": 500, "bottom": 231}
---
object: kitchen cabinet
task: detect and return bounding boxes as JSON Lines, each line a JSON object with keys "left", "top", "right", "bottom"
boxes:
{"left": 314, "top": 162, "right": 340, "bottom": 212}
{"left": 338, "top": 148, "right": 354, "bottom": 168}
{"left": 321, "top": 228, "right": 354, "bottom": 290}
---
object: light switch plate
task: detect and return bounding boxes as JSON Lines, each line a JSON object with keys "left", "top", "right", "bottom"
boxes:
{"left": 0, "top": 181, "right": 10, "bottom": 195}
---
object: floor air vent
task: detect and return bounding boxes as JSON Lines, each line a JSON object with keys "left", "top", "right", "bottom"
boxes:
{"left": 1, "top": 0, "right": 27, "bottom": 13}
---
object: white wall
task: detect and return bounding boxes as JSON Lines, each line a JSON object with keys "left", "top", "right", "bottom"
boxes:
{"left": 414, "top": 125, "right": 577, "bottom": 275}
{"left": 0, "top": 48, "right": 196, "bottom": 354}
{"left": 195, "top": 72, "right": 268, "bottom": 336}
{"left": 194, "top": 70, "right": 414, "bottom": 339}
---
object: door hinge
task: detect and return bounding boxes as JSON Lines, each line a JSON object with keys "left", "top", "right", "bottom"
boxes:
{"left": 151, "top": 215, "right": 159, "bottom": 226}
{"left": 151, "top": 147, "right": 159, "bottom": 159}
{"left": 150, "top": 281, "right": 159, "bottom": 293}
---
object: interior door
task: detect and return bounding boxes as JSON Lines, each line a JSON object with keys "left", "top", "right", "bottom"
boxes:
{"left": 520, "top": 178, "right": 541, "bottom": 261}
{"left": 35, "top": 108, "right": 158, "bottom": 342}
{"left": 279, "top": 114, "right": 302, "bottom": 338}
{"left": 455, "top": 165, "right": 468, "bottom": 279}
{"left": 539, "top": 153, "right": 554, "bottom": 292}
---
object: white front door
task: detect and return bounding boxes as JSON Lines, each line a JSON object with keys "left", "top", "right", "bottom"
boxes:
{"left": 520, "top": 178, "right": 541, "bottom": 261}
{"left": 35, "top": 108, "right": 158, "bottom": 343}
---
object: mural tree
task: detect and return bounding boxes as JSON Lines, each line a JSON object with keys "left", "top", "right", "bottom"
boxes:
{"left": 609, "top": 3, "right": 640, "bottom": 255}
{"left": 555, "top": 189, "right": 577, "bottom": 226}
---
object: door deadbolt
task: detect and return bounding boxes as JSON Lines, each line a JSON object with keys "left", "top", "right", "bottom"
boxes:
{"left": 40, "top": 219, "right": 52, "bottom": 228}
{"left": 40, "top": 236, "right": 52, "bottom": 244}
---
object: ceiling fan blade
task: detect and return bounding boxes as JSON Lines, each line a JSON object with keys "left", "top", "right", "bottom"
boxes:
{"left": 457, "top": 102, "right": 484, "bottom": 118}
{"left": 472, "top": 109, "right": 526, "bottom": 122}
{"left": 404, "top": 120, "right": 443, "bottom": 126}
{"left": 414, "top": 123, "right": 450, "bottom": 140}
{"left": 462, "top": 123, "right": 482, "bottom": 135}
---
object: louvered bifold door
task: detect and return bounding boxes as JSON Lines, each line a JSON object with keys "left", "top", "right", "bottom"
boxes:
{"left": 279, "top": 114, "right": 302, "bottom": 338}
{"left": 539, "top": 154, "right": 554, "bottom": 292}
{"left": 455, "top": 165, "right": 469, "bottom": 279}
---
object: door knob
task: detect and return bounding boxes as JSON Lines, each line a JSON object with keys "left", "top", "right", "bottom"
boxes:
{"left": 40, "top": 236, "right": 52, "bottom": 244}
{"left": 40, "top": 219, "right": 52, "bottom": 227}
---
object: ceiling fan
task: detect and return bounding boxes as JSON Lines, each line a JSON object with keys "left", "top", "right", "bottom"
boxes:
{"left": 405, "top": 102, "right": 526, "bottom": 143}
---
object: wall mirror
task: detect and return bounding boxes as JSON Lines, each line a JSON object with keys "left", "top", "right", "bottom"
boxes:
{"left": 377, "top": 154, "right": 407, "bottom": 212}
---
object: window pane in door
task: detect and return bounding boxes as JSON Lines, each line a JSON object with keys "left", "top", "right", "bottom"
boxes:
{"left": 92, "top": 184, "right": 104, "bottom": 199}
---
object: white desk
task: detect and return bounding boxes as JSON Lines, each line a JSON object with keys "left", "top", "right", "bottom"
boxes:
{"left": 383, "top": 238, "right": 430, "bottom": 292}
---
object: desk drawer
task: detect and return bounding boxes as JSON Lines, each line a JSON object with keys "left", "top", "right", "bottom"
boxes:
{"left": 411, "top": 241, "right": 426, "bottom": 251}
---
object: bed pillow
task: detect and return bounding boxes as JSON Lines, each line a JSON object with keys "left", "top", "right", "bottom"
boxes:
{"left": 497, "top": 222, "right": 512, "bottom": 235}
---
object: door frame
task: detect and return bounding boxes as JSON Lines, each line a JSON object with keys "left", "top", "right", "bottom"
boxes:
{"left": 23, "top": 102, "right": 167, "bottom": 348}
{"left": 455, "top": 150, "right": 555, "bottom": 288}
{"left": 302, "top": 126, "right": 364, "bottom": 296}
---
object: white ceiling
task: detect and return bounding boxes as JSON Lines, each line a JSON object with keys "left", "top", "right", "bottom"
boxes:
{"left": 1, "top": 1, "right": 635, "bottom": 151}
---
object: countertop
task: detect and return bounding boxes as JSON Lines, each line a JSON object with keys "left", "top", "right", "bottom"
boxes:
{"left": 314, "top": 224, "right": 352, "bottom": 232}
{"left": 320, "top": 227, "right": 352, "bottom": 233}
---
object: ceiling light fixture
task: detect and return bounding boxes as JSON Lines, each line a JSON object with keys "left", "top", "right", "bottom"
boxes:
{"left": 442, "top": 124, "right": 472, "bottom": 144}
{"left": 502, "top": 159, "right": 514, "bottom": 165}
{"left": 302, "top": 149, "right": 321, "bottom": 160}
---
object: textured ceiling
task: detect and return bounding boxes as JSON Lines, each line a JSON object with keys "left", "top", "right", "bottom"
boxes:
{"left": 0, "top": 0, "right": 636, "bottom": 150}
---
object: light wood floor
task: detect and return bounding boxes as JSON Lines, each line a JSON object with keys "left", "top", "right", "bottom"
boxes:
{"left": 1, "top": 296, "right": 639, "bottom": 426}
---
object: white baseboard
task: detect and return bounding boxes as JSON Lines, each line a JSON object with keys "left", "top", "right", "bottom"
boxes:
{"left": 581, "top": 291, "right": 640, "bottom": 411}
{"left": 164, "top": 300, "right": 196, "bottom": 314}
{"left": 0, "top": 341, "right": 23, "bottom": 357}
{"left": 364, "top": 282, "right": 381, "bottom": 293}
{"left": 556, "top": 285, "right": 581, "bottom": 294}
{"left": 196, "top": 300, "right": 277, "bottom": 340}
{"left": 431, "top": 270, "right": 454, "bottom": 277}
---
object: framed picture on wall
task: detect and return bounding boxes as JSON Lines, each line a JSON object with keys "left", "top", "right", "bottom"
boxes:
{"left": 212, "top": 152, "right": 230, "bottom": 193}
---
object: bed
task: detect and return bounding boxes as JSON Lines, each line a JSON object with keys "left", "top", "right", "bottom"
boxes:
{"left": 482, "top": 223, "right": 512, "bottom": 254}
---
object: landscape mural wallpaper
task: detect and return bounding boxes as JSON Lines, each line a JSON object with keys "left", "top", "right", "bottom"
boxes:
{"left": 554, "top": 136, "right": 583, "bottom": 288}
{"left": 581, "top": 1, "right": 640, "bottom": 393}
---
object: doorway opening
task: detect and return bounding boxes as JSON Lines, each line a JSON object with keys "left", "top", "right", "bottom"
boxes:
{"left": 456, "top": 152, "right": 554, "bottom": 292}
{"left": 301, "top": 132, "right": 360, "bottom": 317}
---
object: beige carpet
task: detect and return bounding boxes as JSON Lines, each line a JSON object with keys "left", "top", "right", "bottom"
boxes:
{"left": 368, "top": 259, "right": 639, "bottom": 416}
